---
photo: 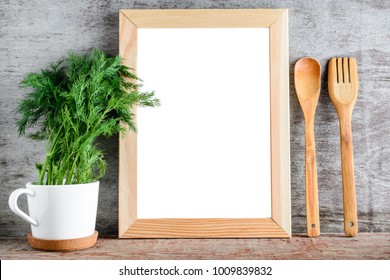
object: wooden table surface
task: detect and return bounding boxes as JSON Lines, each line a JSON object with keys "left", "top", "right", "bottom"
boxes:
{"left": 1, "top": 233, "right": 389, "bottom": 260}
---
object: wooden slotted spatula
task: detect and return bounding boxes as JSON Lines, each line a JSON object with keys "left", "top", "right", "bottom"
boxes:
{"left": 328, "top": 57, "right": 359, "bottom": 237}
{"left": 294, "top": 57, "right": 321, "bottom": 237}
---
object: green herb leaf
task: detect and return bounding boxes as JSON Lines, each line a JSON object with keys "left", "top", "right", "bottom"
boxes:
{"left": 17, "top": 48, "right": 160, "bottom": 185}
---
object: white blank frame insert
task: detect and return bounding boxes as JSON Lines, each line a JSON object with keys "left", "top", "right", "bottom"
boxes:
{"left": 137, "top": 28, "right": 270, "bottom": 219}
{"left": 119, "top": 9, "right": 291, "bottom": 238}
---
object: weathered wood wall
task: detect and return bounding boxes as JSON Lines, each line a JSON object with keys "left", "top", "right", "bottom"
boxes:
{"left": 0, "top": 0, "right": 389, "bottom": 237}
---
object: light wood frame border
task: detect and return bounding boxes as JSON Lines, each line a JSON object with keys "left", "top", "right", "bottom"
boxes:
{"left": 119, "top": 9, "right": 290, "bottom": 238}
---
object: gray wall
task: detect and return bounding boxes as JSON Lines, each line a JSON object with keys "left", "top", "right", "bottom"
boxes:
{"left": 0, "top": 0, "right": 389, "bottom": 237}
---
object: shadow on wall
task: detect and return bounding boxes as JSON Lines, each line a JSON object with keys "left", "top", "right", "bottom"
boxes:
{"left": 95, "top": 135, "right": 119, "bottom": 236}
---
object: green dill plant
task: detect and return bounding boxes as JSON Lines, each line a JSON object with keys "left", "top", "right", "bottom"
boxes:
{"left": 17, "top": 49, "right": 160, "bottom": 185}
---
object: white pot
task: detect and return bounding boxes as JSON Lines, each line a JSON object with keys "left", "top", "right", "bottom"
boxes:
{"left": 8, "top": 181, "right": 99, "bottom": 240}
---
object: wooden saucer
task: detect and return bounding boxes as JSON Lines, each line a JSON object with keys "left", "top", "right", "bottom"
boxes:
{"left": 28, "top": 231, "right": 98, "bottom": 251}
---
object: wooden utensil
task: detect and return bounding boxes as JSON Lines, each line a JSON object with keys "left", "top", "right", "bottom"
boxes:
{"left": 294, "top": 57, "right": 321, "bottom": 237}
{"left": 328, "top": 57, "right": 359, "bottom": 237}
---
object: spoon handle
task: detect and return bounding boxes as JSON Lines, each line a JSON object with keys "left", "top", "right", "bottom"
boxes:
{"left": 305, "top": 121, "right": 320, "bottom": 237}
{"left": 339, "top": 121, "right": 358, "bottom": 237}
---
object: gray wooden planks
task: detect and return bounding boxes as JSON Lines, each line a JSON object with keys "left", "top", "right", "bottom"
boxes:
{"left": 0, "top": 0, "right": 389, "bottom": 237}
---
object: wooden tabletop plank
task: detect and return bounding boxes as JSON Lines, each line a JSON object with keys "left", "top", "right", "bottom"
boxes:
{"left": 0, "top": 233, "right": 389, "bottom": 260}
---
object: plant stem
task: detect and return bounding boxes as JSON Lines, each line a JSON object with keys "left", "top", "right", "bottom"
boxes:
{"left": 39, "top": 125, "right": 65, "bottom": 185}
{"left": 38, "top": 156, "right": 48, "bottom": 185}
{"left": 46, "top": 158, "right": 51, "bottom": 185}
{"left": 66, "top": 152, "right": 80, "bottom": 184}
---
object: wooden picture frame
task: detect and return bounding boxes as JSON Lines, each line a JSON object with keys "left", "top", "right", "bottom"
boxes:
{"left": 119, "top": 9, "right": 290, "bottom": 238}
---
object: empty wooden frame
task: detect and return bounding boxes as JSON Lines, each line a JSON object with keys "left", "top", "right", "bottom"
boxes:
{"left": 119, "top": 9, "right": 290, "bottom": 238}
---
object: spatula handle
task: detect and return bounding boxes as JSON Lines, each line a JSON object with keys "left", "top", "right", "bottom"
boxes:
{"left": 305, "top": 121, "right": 320, "bottom": 237}
{"left": 339, "top": 121, "right": 358, "bottom": 237}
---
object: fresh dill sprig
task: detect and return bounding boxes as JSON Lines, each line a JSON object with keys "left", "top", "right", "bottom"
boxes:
{"left": 17, "top": 48, "right": 160, "bottom": 185}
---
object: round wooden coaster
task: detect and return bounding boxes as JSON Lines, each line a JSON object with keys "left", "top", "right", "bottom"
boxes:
{"left": 27, "top": 231, "right": 98, "bottom": 252}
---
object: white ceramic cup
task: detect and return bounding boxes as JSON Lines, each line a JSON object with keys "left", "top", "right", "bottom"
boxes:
{"left": 8, "top": 182, "right": 99, "bottom": 240}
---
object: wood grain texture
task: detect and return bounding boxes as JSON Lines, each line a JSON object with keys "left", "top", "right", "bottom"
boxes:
{"left": 304, "top": 121, "right": 320, "bottom": 236}
{"left": 0, "top": 0, "right": 389, "bottom": 237}
{"left": 121, "top": 219, "right": 289, "bottom": 238}
{"left": 119, "top": 9, "right": 290, "bottom": 238}
{"left": 1, "top": 233, "right": 389, "bottom": 259}
{"left": 121, "top": 9, "right": 286, "bottom": 28}
{"left": 294, "top": 58, "right": 321, "bottom": 237}
{"left": 339, "top": 122, "right": 358, "bottom": 236}
{"left": 269, "top": 9, "right": 291, "bottom": 235}
{"left": 328, "top": 57, "right": 359, "bottom": 237}
{"left": 118, "top": 11, "right": 138, "bottom": 238}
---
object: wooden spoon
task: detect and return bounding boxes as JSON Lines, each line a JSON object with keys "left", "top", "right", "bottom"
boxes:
{"left": 328, "top": 57, "right": 358, "bottom": 237}
{"left": 294, "top": 57, "right": 321, "bottom": 237}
